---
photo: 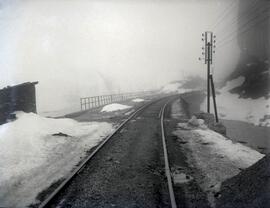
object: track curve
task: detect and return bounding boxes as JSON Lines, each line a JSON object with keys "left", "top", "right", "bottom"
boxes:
{"left": 39, "top": 95, "right": 179, "bottom": 208}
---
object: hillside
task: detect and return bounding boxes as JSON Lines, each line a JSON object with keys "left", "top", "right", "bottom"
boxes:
{"left": 201, "top": 76, "right": 269, "bottom": 127}
{"left": 226, "top": 54, "right": 269, "bottom": 99}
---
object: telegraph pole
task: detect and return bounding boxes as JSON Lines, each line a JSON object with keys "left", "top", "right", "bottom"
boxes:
{"left": 210, "top": 74, "right": 219, "bottom": 123}
{"left": 199, "top": 31, "right": 219, "bottom": 122}
{"left": 207, "top": 42, "right": 211, "bottom": 113}
{"left": 199, "top": 31, "right": 216, "bottom": 113}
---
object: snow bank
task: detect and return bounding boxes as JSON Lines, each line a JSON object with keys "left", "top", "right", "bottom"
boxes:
{"left": 174, "top": 127, "right": 264, "bottom": 206}
{"left": 132, "top": 98, "right": 144, "bottom": 102}
{"left": 0, "top": 112, "right": 114, "bottom": 207}
{"left": 101, "top": 103, "right": 132, "bottom": 112}
{"left": 201, "top": 76, "right": 270, "bottom": 126}
{"left": 194, "top": 129, "right": 264, "bottom": 167}
{"left": 161, "top": 82, "right": 181, "bottom": 93}
{"left": 160, "top": 82, "right": 191, "bottom": 94}
{"left": 222, "top": 76, "right": 245, "bottom": 91}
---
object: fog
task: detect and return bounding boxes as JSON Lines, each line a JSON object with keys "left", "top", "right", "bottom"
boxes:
{"left": 0, "top": 0, "right": 240, "bottom": 114}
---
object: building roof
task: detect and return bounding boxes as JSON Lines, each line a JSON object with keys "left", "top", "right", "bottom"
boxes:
{"left": 0, "top": 82, "right": 38, "bottom": 91}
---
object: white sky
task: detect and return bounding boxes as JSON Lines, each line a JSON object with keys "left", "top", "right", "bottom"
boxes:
{"left": 0, "top": 0, "right": 240, "bottom": 114}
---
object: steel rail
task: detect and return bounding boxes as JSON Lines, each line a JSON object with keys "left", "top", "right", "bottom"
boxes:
{"left": 38, "top": 97, "right": 164, "bottom": 208}
{"left": 160, "top": 100, "right": 177, "bottom": 208}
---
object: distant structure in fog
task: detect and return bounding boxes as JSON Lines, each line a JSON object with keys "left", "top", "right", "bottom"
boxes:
{"left": 0, "top": 81, "right": 38, "bottom": 124}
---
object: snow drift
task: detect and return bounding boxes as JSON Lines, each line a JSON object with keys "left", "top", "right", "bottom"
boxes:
{"left": 132, "top": 98, "right": 144, "bottom": 102}
{"left": 193, "top": 129, "right": 264, "bottom": 167}
{"left": 101, "top": 103, "right": 132, "bottom": 112}
{"left": 161, "top": 76, "right": 205, "bottom": 94}
{"left": 174, "top": 125, "right": 264, "bottom": 206}
{"left": 0, "top": 112, "right": 114, "bottom": 207}
{"left": 160, "top": 81, "right": 191, "bottom": 94}
{"left": 201, "top": 76, "right": 270, "bottom": 126}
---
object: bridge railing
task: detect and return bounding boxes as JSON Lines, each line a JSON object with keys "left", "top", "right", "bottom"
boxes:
{"left": 80, "top": 91, "right": 157, "bottom": 111}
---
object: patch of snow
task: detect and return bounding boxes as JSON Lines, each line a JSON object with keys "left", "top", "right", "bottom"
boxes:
{"left": 172, "top": 172, "right": 193, "bottom": 185}
{"left": 0, "top": 112, "right": 114, "bottom": 207}
{"left": 221, "top": 76, "right": 245, "bottom": 91}
{"left": 187, "top": 116, "right": 206, "bottom": 128}
{"left": 161, "top": 82, "right": 180, "bottom": 93}
{"left": 132, "top": 98, "right": 144, "bottom": 102}
{"left": 194, "top": 129, "right": 264, "bottom": 167}
{"left": 201, "top": 76, "right": 270, "bottom": 126}
{"left": 161, "top": 82, "right": 191, "bottom": 94}
{"left": 101, "top": 103, "right": 132, "bottom": 112}
{"left": 246, "top": 63, "right": 256, "bottom": 67}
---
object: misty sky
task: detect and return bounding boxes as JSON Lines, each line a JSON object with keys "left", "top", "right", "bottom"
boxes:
{"left": 0, "top": 0, "right": 240, "bottom": 114}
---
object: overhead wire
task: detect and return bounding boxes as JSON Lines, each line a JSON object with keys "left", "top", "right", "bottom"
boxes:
{"left": 216, "top": 8, "right": 269, "bottom": 49}
{"left": 211, "top": 1, "right": 238, "bottom": 31}
{"left": 215, "top": 0, "right": 260, "bottom": 38}
{"left": 217, "top": 1, "right": 268, "bottom": 44}
{"left": 217, "top": 14, "right": 269, "bottom": 49}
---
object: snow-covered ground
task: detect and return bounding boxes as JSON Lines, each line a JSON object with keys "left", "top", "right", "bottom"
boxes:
{"left": 101, "top": 103, "right": 132, "bottom": 112}
{"left": 132, "top": 98, "right": 144, "bottom": 102}
{"left": 174, "top": 125, "right": 264, "bottom": 206}
{"left": 193, "top": 129, "right": 264, "bottom": 167}
{"left": 201, "top": 76, "right": 270, "bottom": 126}
{"left": 172, "top": 98, "right": 265, "bottom": 206}
{"left": 0, "top": 112, "right": 114, "bottom": 207}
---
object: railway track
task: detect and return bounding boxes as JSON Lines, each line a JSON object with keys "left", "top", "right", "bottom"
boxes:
{"left": 39, "top": 95, "right": 178, "bottom": 208}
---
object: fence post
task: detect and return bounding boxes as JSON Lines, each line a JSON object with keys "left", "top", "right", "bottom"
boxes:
{"left": 97, "top": 96, "right": 100, "bottom": 107}
{"left": 80, "top": 98, "right": 83, "bottom": 111}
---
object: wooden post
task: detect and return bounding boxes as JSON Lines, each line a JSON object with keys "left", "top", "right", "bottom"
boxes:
{"left": 210, "top": 74, "right": 219, "bottom": 123}
{"left": 207, "top": 42, "right": 211, "bottom": 113}
{"left": 201, "top": 32, "right": 215, "bottom": 113}
{"left": 98, "top": 96, "right": 100, "bottom": 107}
